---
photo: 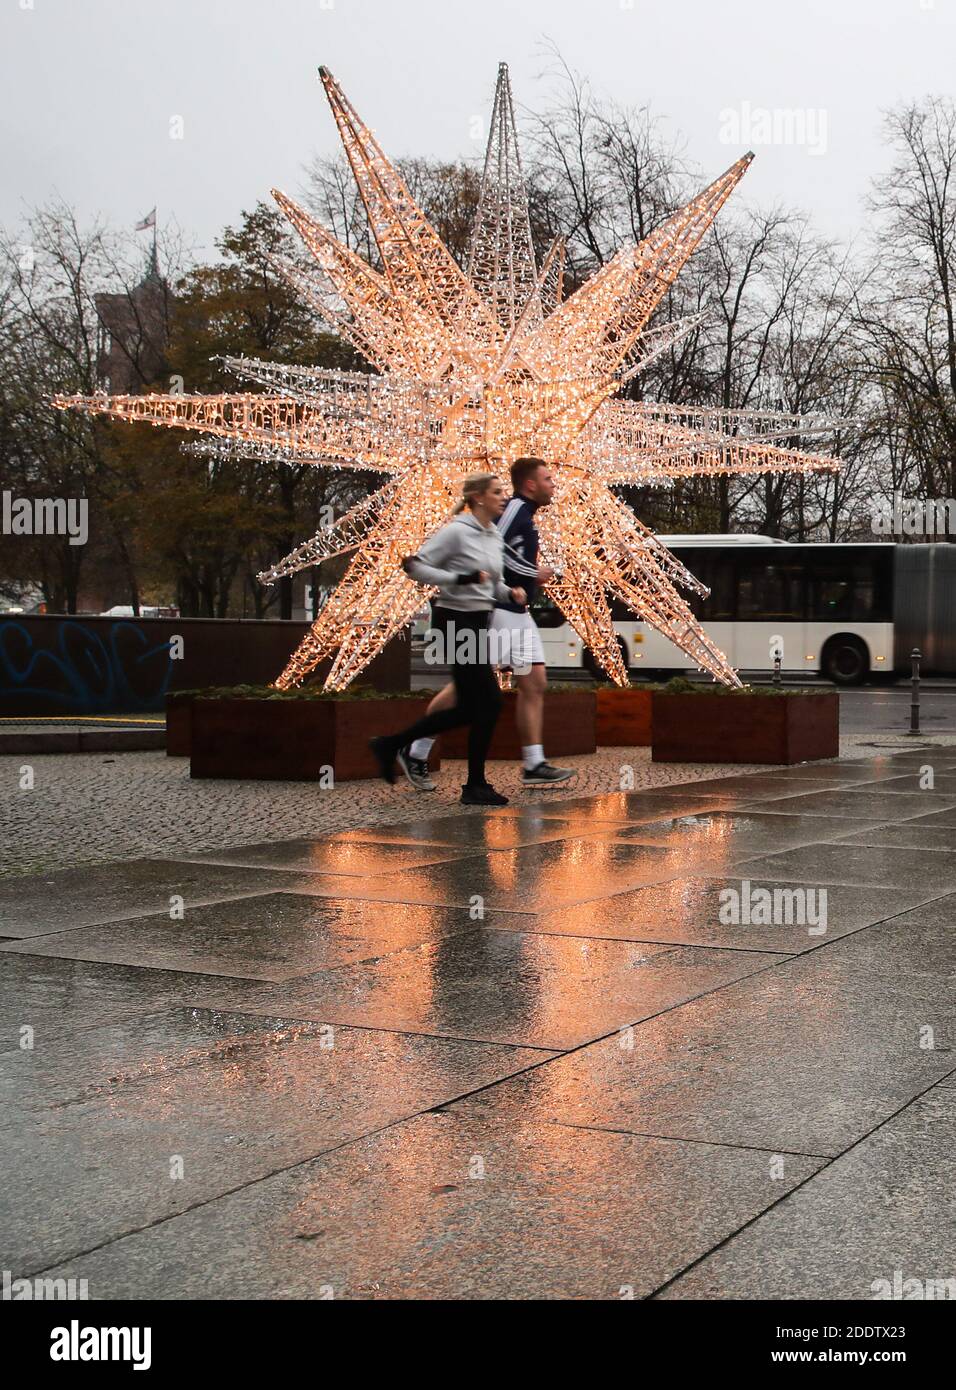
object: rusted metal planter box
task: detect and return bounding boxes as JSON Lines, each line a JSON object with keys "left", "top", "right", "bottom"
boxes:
{"left": 165, "top": 692, "right": 193, "bottom": 756}
{"left": 189, "top": 696, "right": 440, "bottom": 781}
{"left": 596, "top": 687, "right": 653, "bottom": 747}
{"left": 651, "top": 692, "right": 839, "bottom": 764}
{"left": 440, "top": 689, "right": 596, "bottom": 760}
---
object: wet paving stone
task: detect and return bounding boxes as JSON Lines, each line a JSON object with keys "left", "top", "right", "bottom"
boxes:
{"left": 609, "top": 811, "right": 888, "bottom": 862}
{"left": 820, "top": 895, "right": 956, "bottom": 986}
{"left": 832, "top": 821, "right": 956, "bottom": 851}
{"left": 0, "top": 1008, "right": 548, "bottom": 1274}
{"left": 531, "top": 877, "right": 928, "bottom": 953}
{"left": 873, "top": 751, "right": 956, "bottom": 768}
{"left": 0, "top": 859, "right": 301, "bottom": 938}
{"left": 639, "top": 775, "right": 851, "bottom": 798}
{"left": 285, "top": 838, "right": 687, "bottom": 911}
{"left": 0, "top": 955, "right": 270, "bottom": 1053}
{"left": 233, "top": 930, "right": 782, "bottom": 1049}
{"left": 6, "top": 745, "right": 955, "bottom": 1299}
{"left": 0, "top": 894, "right": 496, "bottom": 981}
{"left": 497, "top": 790, "right": 747, "bottom": 823}
{"left": 738, "top": 761, "right": 908, "bottom": 784}
{"left": 440, "top": 954, "right": 956, "bottom": 1154}
{"left": 873, "top": 773, "right": 956, "bottom": 795}
{"left": 736, "top": 843, "right": 956, "bottom": 892}
{"left": 0, "top": 1005, "right": 287, "bottom": 1119}
{"left": 657, "top": 1088, "right": 956, "bottom": 1300}
{"left": 36, "top": 1109, "right": 824, "bottom": 1300}
{"left": 739, "top": 787, "right": 956, "bottom": 821}
{"left": 172, "top": 838, "right": 470, "bottom": 875}
{"left": 328, "top": 812, "right": 620, "bottom": 850}
{"left": 895, "top": 806, "right": 956, "bottom": 831}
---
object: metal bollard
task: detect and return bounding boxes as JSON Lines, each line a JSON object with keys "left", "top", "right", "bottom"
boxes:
{"left": 772, "top": 655, "right": 782, "bottom": 685}
{"left": 907, "top": 648, "right": 922, "bottom": 735}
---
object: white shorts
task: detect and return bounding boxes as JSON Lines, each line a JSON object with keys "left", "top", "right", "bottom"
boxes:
{"left": 488, "top": 608, "right": 544, "bottom": 675}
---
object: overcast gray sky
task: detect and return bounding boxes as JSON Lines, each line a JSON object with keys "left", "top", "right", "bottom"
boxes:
{"left": 1, "top": 0, "right": 953, "bottom": 260}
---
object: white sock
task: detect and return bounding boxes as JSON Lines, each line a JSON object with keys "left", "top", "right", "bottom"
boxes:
{"left": 409, "top": 737, "right": 434, "bottom": 761}
{"left": 522, "top": 744, "right": 544, "bottom": 771}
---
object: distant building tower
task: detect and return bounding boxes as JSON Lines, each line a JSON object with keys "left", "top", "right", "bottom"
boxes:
{"left": 95, "top": 238, "right": 170, "bottom": 394}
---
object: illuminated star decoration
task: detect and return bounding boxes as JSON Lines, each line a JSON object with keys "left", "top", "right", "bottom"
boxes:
{"left": 55, "top": 63, "right": 842, "bottom": 689}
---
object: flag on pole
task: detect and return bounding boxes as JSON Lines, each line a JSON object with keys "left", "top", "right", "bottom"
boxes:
{"left": 134, "top": 208, "right": 156, "bottom": 232}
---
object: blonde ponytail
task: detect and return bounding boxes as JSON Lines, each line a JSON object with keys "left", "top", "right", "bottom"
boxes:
{"left": 452, "top": 472, "right": 498, "bottom": 515}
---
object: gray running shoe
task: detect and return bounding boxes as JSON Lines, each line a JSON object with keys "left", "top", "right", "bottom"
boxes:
{"left": 522, "top": 761, "right": 575, "bottom": 787}
{"left": 397, "top": 747, "right": 436, "bottom": 791}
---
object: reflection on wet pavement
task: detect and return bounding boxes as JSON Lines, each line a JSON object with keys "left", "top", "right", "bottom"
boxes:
{"left": 0, "top": 894, "right": 496, "bottom": 980}
{"left": 737, "top": 843, "right": 956, "bottom": 891}
{"left": 440, "top": 961, "right": 956, "bottom": 1155}
{"left": 0, "top": 859, "right": 297, "bottom": 938}
{"left": 533, "top": 876, "right": 935, "bottom": 952}
{"left": 37, "top": 1110, "right": 824, "bottom": 1299}
{"left": 608, "top": 810, "right": 887, "bottom": 857}
{"left": 330, "top": 812, "right": 633, "bottom": 850}
{"left": 236, "top": 930, "right": 784, "bottom": 1048}
{"left": 0, "top": 1008, "right": 548, "bottom": 1272}
{"left": 173, "top": 838, "right": 471, "bottom": 875}
{"left": 740, "top": 787, "right": 956, "bottom": 820}
{"left": 4, "top": 747, "right": 956, "bottom": 1297}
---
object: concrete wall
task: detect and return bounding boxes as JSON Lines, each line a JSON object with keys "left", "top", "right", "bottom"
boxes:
{"left": 0, "top": 616, "right": 410, "bottom": 715}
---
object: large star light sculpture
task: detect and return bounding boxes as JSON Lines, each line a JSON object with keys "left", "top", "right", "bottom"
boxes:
{"left": 55, "top": 64, "right": 841, "bottom": 689}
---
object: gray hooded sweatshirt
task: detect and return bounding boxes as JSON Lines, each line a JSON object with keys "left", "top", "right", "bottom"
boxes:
{"left": 402, "top": 512, "right": 514, "bottom": 612}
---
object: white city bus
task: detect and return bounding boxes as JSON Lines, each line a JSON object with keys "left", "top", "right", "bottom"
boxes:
{"left": 533, "top": 535, "right": 956, "bottom": 685}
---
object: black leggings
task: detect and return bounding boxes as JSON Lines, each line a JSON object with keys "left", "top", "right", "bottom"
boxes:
{"left": 387, "top": 607, "right": 502, "bottom": 786}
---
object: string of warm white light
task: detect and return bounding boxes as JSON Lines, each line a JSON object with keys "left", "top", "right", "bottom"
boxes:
{"left": 54, "top": 62, "right": 844, "bottom": 691}
{"left": 468, "top": 64, "right": 543, "bottom": 335}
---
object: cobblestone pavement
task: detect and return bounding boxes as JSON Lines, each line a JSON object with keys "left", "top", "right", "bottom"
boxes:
{"left": 2, "top": 732, "right": 956, "bottom": 878}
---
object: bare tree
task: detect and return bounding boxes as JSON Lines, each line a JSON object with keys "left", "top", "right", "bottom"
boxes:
{"left": 0, "top": 202, "right": 189, "bottom": 611}
{"left": 854, "top": 97, "right": 956, "bottom": 503}
{"left": 301, "top": 154, "right": 481, "bottom": 270}
{"left": 525, "top": 45, "right": 685, "bottom": 286}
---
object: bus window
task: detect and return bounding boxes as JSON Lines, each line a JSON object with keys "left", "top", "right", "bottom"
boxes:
{"left": 812, "top": 575, "right": 854, "bottom": 620}
{"left": 531, "top": 594, "right": 569, "bottom": 629}
{"left": 701, "top": 560, "right": 734, "bottom": 620}
{"left": 736, "top": 560, "right": 804, "bottom": 621}
{"left": 666, "top": 551, "right": 733, "bottom": 621}
{"left": 610, "top": 598, "right": 639, "bottom": 621}
{"left": 809, "top": 558, "right": 889, "bottom": 622}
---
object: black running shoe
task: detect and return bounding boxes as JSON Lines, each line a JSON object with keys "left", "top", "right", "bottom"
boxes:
{"left": 460, "top": 782, "right": 509, "bottom": 806}
{"left": 368, "top": 736, "right": 398, "bottom": 785}
{"left": 522, "top": 761, "right": 576, "bottom": 787}
{"left": 396, "top": 747, "right": 436, "bottom": 791}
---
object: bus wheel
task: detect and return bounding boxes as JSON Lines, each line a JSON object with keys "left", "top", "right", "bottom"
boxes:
{"left": 583, "top": 637, "right": 628, "bottom": 681}
{"left": 821, "top": 635, "right": 869, "bottom": 686}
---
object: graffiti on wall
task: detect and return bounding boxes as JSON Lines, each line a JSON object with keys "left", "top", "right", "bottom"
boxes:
{"left": 0, "top": 620, "right": 173, "bottom": 715}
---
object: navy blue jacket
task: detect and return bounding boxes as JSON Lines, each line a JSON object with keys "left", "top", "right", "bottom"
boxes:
{"left": 495, "top": 495, "right": 543, "bottom": 614}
